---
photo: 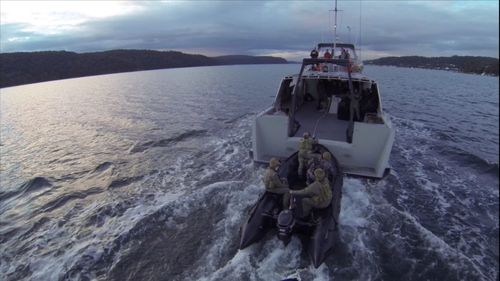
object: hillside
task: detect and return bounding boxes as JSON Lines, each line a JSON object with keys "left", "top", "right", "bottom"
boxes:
{"left": 364, "top": 55, "right": 499, "bottom": 76}
{"left": 213, "top": 55, "right": 286, "bottom": 65}
{"left": 0, "top": 50, "right": 288, "bottom": 88}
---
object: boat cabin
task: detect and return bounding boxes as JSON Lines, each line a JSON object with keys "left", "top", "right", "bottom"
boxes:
{"left": 274, "top": 58, "right": 383, "bottom": 143}
{"left": 252, "top": 48, "right": 394, "bottom": 178}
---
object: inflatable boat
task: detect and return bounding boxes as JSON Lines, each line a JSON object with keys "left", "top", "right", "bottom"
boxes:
{"left": 239, "top": 144, "right": 343, "bottom": 267}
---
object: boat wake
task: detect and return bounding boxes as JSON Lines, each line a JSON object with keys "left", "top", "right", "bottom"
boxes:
{"left": 1, "top": 113, "right": 497, "bottom": 281}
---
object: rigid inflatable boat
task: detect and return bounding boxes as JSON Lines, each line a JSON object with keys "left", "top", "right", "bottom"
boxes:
{"left": 240, "top": 144, "right": 343, "bottom": 268}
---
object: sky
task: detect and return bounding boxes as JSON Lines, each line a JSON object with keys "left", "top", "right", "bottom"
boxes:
{"left": 0, "top": 1, "right": 498, "bottom": 61}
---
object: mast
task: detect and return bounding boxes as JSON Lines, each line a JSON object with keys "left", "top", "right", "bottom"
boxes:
{"left": 333, "top": 0, "right": 338, "bottom": 55}
{"left": 359, "top": 0, "right": 362, "bottom": 60}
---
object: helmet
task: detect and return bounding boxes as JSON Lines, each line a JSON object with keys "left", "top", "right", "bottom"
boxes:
{"left": 314, "top": 168, "right": 325, "bottom": 180}
{"left": 303, "top": 132, "right": 310, "bottom": 138}
{"left": 269, "top": 158, "right": 281, "bottom": 169}
{"left": 322, "top": 152, "right": 332, "bottom": 161}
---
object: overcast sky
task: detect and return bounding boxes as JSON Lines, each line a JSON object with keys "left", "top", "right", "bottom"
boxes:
{"left": 1, "top": 1, "right": 498, "bottom": 60}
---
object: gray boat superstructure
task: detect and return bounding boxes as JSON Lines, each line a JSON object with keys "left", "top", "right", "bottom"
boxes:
{"left": 252, "top": 43, "right": 394, "bottom": 178}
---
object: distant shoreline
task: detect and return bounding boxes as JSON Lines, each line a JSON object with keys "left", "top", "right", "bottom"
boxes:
{"left": 364, "top": 64, "right": 498, "bottom": 77}
{"left": 364, "top": 55, "right": 499, "bottom": 77}
{"left": 0, "top": 50, "right": 288, "bottom": 88}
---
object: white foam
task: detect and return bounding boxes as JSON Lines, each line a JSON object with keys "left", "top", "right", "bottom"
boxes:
{"left": 24, "top": 190, "right": 183, "bottom": 281}
{"left": 395, "top": 208, "right": 489, "bottom": 280}
{"left": 339, "top": 178, "right": 372, "bottom": 229}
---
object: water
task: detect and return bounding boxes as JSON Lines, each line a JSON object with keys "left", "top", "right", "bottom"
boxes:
{"left": 0, "top": 65, "right": 498, "bottom": 281}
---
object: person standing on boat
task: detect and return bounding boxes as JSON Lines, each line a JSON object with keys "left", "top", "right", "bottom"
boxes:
{"left": 298, "top": 132, "right": 317, "bottom": 177}
{"left": 290, "top": 168, "right": 332, "bottom": 218}
{"left": 310, "top": 48, "right": 319, "bottom": 59}
{"left": 351, "top": 89, "right": 361, "bottom": 121}
{"left": 323, "top": 49, "right": 332, "bottom": 59}
{"left": 316, "top": 80, "right": 329, "bottom": 110}
{"left": 340, "top": 48, "right": 348, "bottom": 59}
{"left": 263, "top": 158, "right": 290, "bottom": 208}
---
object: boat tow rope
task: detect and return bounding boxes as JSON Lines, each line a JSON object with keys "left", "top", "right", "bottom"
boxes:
{"left": 312, "top": 102, "right": 330, "bottom": 138}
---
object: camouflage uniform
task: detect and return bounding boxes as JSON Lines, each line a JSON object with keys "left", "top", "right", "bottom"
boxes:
{"left": 291, "top": 168, "right": 332, "bottom": 218}
{"left": 306, "top": 154, "right": 321, "bottom": 184}
{"left": 298, "top": 133, "right": 317, "bottom": 177}
{"left": 263, "top": 158, "right": 290, "bottom": 208}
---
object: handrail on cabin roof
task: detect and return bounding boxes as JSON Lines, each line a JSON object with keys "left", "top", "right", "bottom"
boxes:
{"left": 302, "top": 58, "right": 351, "bottom": 67}
{"left": 317, "top": 43, "right": 355, "bottom": 49}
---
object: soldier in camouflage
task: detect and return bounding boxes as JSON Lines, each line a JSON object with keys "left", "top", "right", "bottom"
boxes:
{"left": 306, "top": 154, "right": 321, "bottom": 184}
{"left": 298, "top": 132, "right": 317, "bottom": 177}
{"left": 290, "top": 168, "right": 332, "bottom": 218}
{"left": 263, "top": 158, "right": 290, "bottom": 208}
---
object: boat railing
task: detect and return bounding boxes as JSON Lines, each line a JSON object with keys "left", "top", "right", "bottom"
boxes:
{"left": 302, "top": 58, "right": 362, "bottom": 73}
{"left": 302, "top": 58, "right": 351, "bottom": 66}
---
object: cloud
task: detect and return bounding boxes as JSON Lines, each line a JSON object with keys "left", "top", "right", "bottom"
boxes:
{"left": 1, "top": 1, "right": 498, "bottom": 60}
{"left": 358, "top": 1, "right": 499, "bottom": 57}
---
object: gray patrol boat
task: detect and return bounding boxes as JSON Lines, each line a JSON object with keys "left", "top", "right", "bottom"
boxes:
{"left": 251, "top": 42, "right": 394, "bottom": 178}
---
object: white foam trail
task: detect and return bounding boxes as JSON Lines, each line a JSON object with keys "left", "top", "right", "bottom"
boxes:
{"left": 340, "top": 178, "right": 372, "bottom": 229}
{"left": 192, "top": 176, "right": 386, "bottom": 281}
{"left": 15, "top": 189, "right": 182, "bottom": 281}
{"left": 395, "top": 208, "right": 490, "bottom": 281}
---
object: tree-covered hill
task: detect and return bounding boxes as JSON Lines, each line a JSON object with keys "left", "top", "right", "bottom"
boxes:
{"left": 364, "top": 55, "right": 498, "bottom": 76}
{"left": 0, "top": 50, "right": 288, "bottom": 88}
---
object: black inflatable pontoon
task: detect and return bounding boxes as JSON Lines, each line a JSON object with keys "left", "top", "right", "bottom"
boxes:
{"left": 239, "top": 144, "right": 343, "bottom": 268}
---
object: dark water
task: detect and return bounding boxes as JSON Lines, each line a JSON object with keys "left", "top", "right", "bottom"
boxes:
{"left": 0, "top": 65, "right": 498, "bottom": 281}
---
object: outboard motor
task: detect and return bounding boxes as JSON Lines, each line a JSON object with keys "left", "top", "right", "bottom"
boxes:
{"left": 277, "top": 209, "right": 295, "bottom": 245}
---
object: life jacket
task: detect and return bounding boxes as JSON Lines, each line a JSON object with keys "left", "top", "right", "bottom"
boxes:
{"left": 298, "top": 138, "right": 308, "bottom": 151}
{"left": 263, "top": 168, "right": 285, "bottom": 190}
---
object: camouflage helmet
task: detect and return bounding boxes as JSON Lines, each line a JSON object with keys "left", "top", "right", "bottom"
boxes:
{"left": 269, "top": 157, "right": 281, "bottom": 169}
{"left": 303, "top": 132, "right": 310, "bottom": 138}
{"left": 322, "top": 152, "right": 332, "bottom": 161}
{"left": 314, "top": 168, "right": 325, "bottom": 180}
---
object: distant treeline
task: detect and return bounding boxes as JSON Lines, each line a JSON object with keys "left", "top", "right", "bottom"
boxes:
{"left": 364, "top": 55, "right": 499, "bottom": 76}
{"left": 0, "top": 50, "right": 288, "bottom": 88}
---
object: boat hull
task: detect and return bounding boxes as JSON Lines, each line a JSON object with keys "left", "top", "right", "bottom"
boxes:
{"left": 252, "top": 107, "right": 394, "bottom": 178}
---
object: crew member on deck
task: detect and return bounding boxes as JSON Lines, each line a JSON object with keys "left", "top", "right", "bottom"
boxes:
{"left": 323, "top": 49, "right": 332, "bottom": 59}
{"left": 340, "top": 48, "right": 347, "bottom": 59}
{"left": 351, "top": 90, "right": 361, "bottom": 121}
{"left": 310, "top": 48, "right": 319, "bottom": 59}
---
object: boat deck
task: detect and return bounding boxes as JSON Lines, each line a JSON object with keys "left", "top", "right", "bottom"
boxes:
{"left": 293, "top": 101, "right": 349, "bottom": 142}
